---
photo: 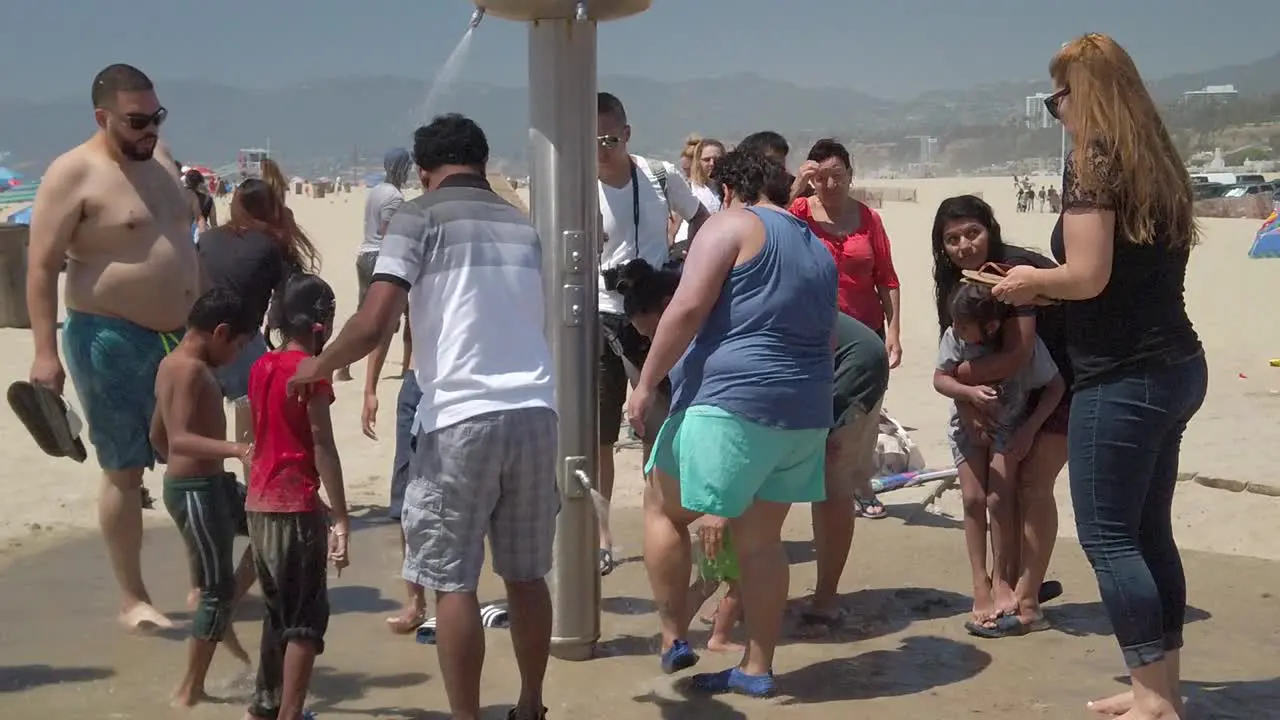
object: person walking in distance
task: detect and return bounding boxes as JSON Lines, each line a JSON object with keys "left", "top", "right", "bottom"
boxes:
{"left": 339, "top": 147, "right": 414, "bottom": 382}
{"left": 26, "top": 63, "right": 199, "bottom": 631}
{"left": 289, "top": 114, "right": 558, "bottom": 720}
{"left": 596, "top": 91, "right": 710, "bottom": 575}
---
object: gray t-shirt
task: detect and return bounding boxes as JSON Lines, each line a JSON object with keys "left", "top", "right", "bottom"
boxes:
{"left": 937, "top": 327, "right": 1058, "bottom": 448}
{"left": 360, "top": 182, "right": 405, "bottom": 255}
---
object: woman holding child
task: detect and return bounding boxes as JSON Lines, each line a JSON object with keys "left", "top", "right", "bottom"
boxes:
{"left": 627, "top": 147, "right": 836, "bottom": 698}
{"left": 930, "top": 194, "right": 1070, "bottom": 638}
{"left": 991, "top": 34, "right": 1206, "bottom": 718}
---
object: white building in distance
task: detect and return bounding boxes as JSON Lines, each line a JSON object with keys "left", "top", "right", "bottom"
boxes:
{"left": 1182, "top": 84, "right": 1238, "bottom": 106}
{"left": 1025, "top": 92, "right": 1055, "bottom": 129}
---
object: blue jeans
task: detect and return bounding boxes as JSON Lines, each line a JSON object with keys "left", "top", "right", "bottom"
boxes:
{"left": 1069, "top": 352, "right": 1207, "bottom": 669}
{"left": 390, "top": 373, "right": 422, "bottom": 520}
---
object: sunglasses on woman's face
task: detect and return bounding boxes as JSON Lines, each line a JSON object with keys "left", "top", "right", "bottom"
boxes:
{"left": 118, "top": 106, "right": 168, "bottom": 131}
{"left": 597, "top": 135, "right": 621, "bottom": 150}
{"left": 1044, "top": 88, "right": 1069, "bottom": 121}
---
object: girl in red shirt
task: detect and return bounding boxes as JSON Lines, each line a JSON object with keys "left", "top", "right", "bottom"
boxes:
{"left": 790, "top": 139, "right": 903, "bottom": 368}
{"left": 245, "top": 272, "right": 349, "bottom": 720}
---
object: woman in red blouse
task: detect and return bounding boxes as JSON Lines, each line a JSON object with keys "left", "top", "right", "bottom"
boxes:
{"left": 790, "top": 139, "right": 903, "bottom": 368}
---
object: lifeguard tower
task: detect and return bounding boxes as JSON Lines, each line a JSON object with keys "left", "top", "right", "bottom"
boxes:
{"left": 237, "top": 148, "right": 270, "bottom": 181}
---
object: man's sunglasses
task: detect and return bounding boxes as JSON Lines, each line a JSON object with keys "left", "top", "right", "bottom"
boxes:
{"left": 119, "top": 106, "right": 169, "bottom": 131}
{"left": 1043, "top": 88, "right": 1069, "bottom": 122}
{"left": 597, "top": 135, "right": 621, "bottom": 149}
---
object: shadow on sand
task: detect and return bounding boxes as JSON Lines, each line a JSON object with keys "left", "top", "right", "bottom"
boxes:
{"left": 0, "top": 664, "right": 115, "bottom": 693}
{"left": 776, "top": 635, "right": 990, "bottom": 703}
{"left": 1049, "top": 601, "right": 1211, "bottom": 638}
{"left": 300, "top": 667, "right": 431, "bottom": 714}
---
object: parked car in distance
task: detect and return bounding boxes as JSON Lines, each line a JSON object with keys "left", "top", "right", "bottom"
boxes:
{"left": 1193, "top": 182, "right": 1229, "bottom": 200}
{"left": 1222, "top": 182, "right": 1276, "bottom": 199}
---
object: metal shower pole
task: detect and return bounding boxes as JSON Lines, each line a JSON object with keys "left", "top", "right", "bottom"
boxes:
{"left": 472, "top": 0, "right": 651, "bottom": 661}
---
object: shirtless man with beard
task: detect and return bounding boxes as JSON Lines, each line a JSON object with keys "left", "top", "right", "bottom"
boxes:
{"left": 27, "top": 64, "right": 199, "bottom": 631}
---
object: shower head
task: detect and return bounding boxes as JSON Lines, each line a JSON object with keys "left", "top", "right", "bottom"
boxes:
{"left": 468, "top": 7, "right": 486, "bottom": 29}
{"left": 575, "top": 1, "right": 588, "bottom": 22}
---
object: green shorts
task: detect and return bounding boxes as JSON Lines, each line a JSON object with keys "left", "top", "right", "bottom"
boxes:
{"left": 645, "top": 405, "right": 828, "bottom": 518}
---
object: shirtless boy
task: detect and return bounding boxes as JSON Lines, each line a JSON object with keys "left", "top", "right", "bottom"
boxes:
{"left": 26, "top": 63, "right": 199, "bottom": 630}
{"left": 150, "top": 287, "right": 257, "bottom": 708}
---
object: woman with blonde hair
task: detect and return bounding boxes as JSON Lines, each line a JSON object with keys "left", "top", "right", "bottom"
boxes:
{"left": 260, "top": 157, "right": 289, "bottom": 203}
{"left": 677, "top": 133, "right": 702, "bottom": 178}
{"left": 674, "top": 138, "right": 725, "bottom": 249}
{"left": 993, "top": 33, "right": 1205, "bottom": 719}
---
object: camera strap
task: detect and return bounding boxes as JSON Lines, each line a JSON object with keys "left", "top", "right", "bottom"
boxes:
{"left": 630, "top": 160, "right": 641, "bottom": 259}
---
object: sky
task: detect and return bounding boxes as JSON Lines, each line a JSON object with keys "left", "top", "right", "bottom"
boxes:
{"left": 5, "top": 0, "right": 1274, "bottom": 102}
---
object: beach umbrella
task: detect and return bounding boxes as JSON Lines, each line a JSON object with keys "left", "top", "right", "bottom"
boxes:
{"left": 0, "top": 167, "right": 16, "bottom": 182}
{"left": 1248, "top": 210, "right": 1280, "bottom": 259}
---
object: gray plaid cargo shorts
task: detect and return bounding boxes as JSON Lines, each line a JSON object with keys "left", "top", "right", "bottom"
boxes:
{"left": 401, "top": 407, "right": 560, "bottom": 593}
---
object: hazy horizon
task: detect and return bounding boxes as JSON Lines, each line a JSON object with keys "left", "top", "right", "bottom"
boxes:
{"left": 4, "top": 0, "right": 1276, "bottom": 103}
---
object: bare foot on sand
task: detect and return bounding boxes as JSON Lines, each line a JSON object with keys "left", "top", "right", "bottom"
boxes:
{"left": 1088, "top": 691, "right": 1133, "bottom": 715}
{"left": 1089, "top": 691, "right": 1184, "bottom": 719}
{"left": 170, "top": 686, "right": 213, "bottom": 709}
{"left": 706, "top": 637, "right": 745, "bottom": 654}
{"left": 386, "top": 607, "right": 427, "bottom": 635}
{"left": 119, "top": 602, "right": 175, "bottom": 632}
{"left": 1112, "top": 704, "right": 1181, "bottom": 719}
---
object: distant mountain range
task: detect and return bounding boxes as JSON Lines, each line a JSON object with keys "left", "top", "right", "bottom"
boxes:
{"left": 2, "top": 50, "right": 1277, "bottom": 177}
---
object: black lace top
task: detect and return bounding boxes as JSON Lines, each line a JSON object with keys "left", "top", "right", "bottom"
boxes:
{"left": 1049, "top": 146, "right": 1201, "bottom": 388}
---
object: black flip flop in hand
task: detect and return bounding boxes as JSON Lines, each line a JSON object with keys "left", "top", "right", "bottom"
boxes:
{"left": 7, "top": 381, "right": 87, "bottom": 463}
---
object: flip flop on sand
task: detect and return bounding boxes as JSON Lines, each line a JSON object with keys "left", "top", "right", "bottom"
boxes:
{"left": 1038, "top": 580, "right": 1064, "bottom": 605}
{"left": 854, "top": 494, "right": 888, "bottom": 519}
{"left": 415, "top": 603, "right": 509, "bottom": 645}
{"left": 965, "top": 613, "right": 1050, "bottom": 639}
{"left": 7, "top": 381, "right": 88, "bottom": 463}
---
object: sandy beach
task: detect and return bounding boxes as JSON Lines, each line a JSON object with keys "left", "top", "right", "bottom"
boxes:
{"left": 2, "top": 173, "right": 1279, "bottom": 719}
{"left": 3, "top": 173, "right": 1277, "bottom": 562}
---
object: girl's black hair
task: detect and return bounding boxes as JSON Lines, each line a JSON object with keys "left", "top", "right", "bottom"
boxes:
{"left": 615, "top": 258, "right": 679, "bottom": 317}
{"left": 806, "top": 138, "right": 852, "bottom": 169}
{"left": 710, "top": 147, "right": 791, "bottom": 206}
{"left": 931, "top": 194, "right": 1007, "bottom": 336}
{"left": 949, "top": 282, "right": 1010, "bottom": 328}
{"left": 268, "top": 272, "right": 337, "bottom": 355}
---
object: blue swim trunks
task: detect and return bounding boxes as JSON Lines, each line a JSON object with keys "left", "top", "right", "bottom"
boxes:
{"left": 645, "top": 405, "right": 828, "bottom": 518}
{"left": 63, "top": 310, "right": 183, "bottom": 472}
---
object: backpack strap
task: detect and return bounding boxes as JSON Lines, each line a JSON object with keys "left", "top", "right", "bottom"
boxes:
{"left": 647, "top": 158, "right": 669, "bottom": 204}
{"left": 640, "top": 155, "right": 670, "bottom": 203}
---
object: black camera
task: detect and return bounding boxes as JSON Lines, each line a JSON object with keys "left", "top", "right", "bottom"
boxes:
{"left": 601, "top": 265, "right": 621, "bottom": 292}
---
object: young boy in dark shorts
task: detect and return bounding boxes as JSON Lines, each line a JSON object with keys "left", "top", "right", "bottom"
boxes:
{"left": 150, "top": 287, "right": 259, "bottom": 708}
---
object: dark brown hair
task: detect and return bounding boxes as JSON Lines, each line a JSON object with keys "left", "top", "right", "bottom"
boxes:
{"left": 227, "top": 179, "right": 320, "bottom": 272}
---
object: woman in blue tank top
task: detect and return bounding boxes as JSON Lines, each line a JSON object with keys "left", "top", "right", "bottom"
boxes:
{"left": 626, "top": 148, "right": 837, "bottom": 697}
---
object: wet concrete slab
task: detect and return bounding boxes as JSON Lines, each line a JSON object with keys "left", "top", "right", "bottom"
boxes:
{"left": 0, "top": 504, "right": 1278, "bottom": 719}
